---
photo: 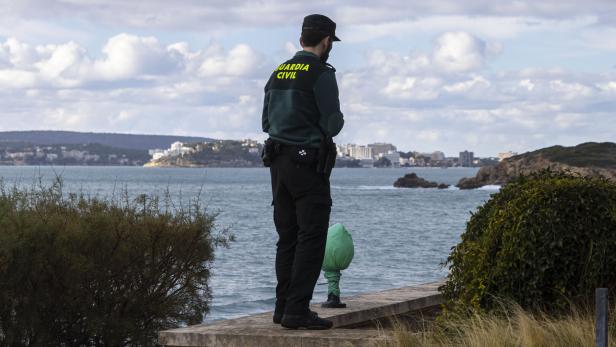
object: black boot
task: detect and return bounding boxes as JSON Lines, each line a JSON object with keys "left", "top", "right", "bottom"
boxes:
{"left": 281, "top": 311, "right": 333, "bottom": 330}
{"left": 321, "top": 293, "right": 346, "bottom": 308}
{"left": 275, "top": 309, "right": 318, "bottom": 324}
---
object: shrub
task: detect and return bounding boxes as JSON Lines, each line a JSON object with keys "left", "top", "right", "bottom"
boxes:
{"left": 0, "top": 178, "right": 232, "bottom": 346}
{"left": 441, "top": 170, "right": 616, "bottom": 314}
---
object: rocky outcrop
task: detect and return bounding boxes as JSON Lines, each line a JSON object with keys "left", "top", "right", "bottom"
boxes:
{"left": 394, "top": 173, "right": 450, "bottom": 189}
{"left": 456, "top": 142, "right": 616, "bottom": 189}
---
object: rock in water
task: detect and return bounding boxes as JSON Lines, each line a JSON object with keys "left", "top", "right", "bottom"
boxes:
{"left": 394, "top": 173, "right": 450, "bottom": 189}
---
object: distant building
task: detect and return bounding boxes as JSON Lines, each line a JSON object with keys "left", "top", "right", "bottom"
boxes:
{"left": 35, "top": 147, "right": 45, "bottom": 158}
{"left": 62, "top": 150, "right": 86, "bottom": 160}
{"left": 368, "top": 143, "right": 397, "bottom": 158}
{"left": 84, "top": 154, "right": 100, "bottom": 161}
{"left": 180, "top": 145, "right": 193, "bottom": 156}
{"left": 459, "top": 150, "right": 474, "bottom": 167}
{"left": 242, "top": 139, "right": 258, "bottom": 147}
{"left": 8, "top": 151, "right": 33, "bottom": 159}
{"left": 345, "top": 144, "right": 373, "bottom": 160}
{"left": 414, "top": 156, "right": 426, "bottom": 166}
{"left": 336, "top": 144, "right": 348, "bottom": 157}
{"left": 379, "top": 150, "right": 400, "bottom": 168}
{"left": 498, "top": 151, "right": 518, "bottom": 161}
{"left": 148, "top": 141, "right": 194, "bottom": 159}
{"left": 431, "top": 151, "right": 446, "bottom": 161}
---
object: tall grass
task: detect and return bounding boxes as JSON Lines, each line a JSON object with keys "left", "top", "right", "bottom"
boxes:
{"left": 380, "top": 304, "right": 616, "bottom": 347}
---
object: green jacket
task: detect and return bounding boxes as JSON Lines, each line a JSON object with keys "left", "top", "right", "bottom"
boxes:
{"left": 262, "top": 51, "right": 344, "bottom": 149}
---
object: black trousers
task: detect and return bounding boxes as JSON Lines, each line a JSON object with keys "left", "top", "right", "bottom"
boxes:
{"left": 270, "top": 152, "right": 332, "bottom": 315}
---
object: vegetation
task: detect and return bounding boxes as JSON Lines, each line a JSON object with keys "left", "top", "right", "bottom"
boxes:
{"left": 538, "top": 142, "right": 616, "bottom": 169}
{"left": 189, "top": 140, "right": 261, "bottom": 165}
{"left": 335, "top": 157, "right": 362, "bottom": 168}
{"left": 442, "top": 169, "right": 616, "bottom": 314}
{"left": 379, "top": 303, "right": 616, "bottom": 347}
{"left": 456, "top": 142, "right": 616, "bottom": 189}
{"left": 0, "top": 142, "right": 150, "bottom": 166}
{"left": 0, "top": 130, "right": 212, "bottom": 151}
{"left": 152, "top": 140, "right": 262, "bottom": 167}
{"left": 380, "top": 169, "right": 616, "bottom": 347}
{"left": 374, "top": 157, "right": 392, "bottom": 168}
{"left": 0, "top": 178, "right": 232, "bottom": 346}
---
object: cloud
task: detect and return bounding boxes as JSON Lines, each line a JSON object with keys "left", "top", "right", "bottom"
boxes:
{"left": 0, "top": 8, "right": 615, "bottom": 157}
{"left": 0, "top": 33, "right": 271, "bottom": 142}
{"left": 0, "top": 38, "right": 39, "bottom": 67}
{"left": 4, "top": 1, "right": 614, "bottom": 30}
{"left": 0, "top": 35, "right": 176, "bottom": 87}
{"left": 199, "top": 43, "right": 266, "bottom": 77}
{"left": 443, "top": 75, "right": 490, "bottom": 93}
{"left": 382, "top": 76, "right": 442, "bottom": 100}
{"left": 417, "top": 130, "right": 441, "bottom": 142}
{"left": 284, "top": 41, "right": 298, "bottom": 55}
{"left": 340, "top": 30, "right": 492, "bottom": 108}
{"left": 92, "top": 34, "right": 178, "bottom": 80}
{"left": 0, "top": 69, "right": 38, "bottom": 88}
{"left": 433, "top": 32, "right": 486, "bottom": 73}
{"left": 331, "top": 28, "right": 616, "bottom": 155}
{"left": 0, "top": 34, "right": 271, "bottom": 89}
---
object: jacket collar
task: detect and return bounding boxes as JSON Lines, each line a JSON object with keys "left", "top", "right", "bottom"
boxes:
{"left": 294, "top": 50, "right": 320, "bottom": 60}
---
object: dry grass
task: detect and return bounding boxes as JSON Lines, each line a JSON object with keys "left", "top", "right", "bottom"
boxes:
{"left": 378, "top": 304, "right": 616, "bottom": 347}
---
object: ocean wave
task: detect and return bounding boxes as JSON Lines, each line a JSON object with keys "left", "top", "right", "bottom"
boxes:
{"left": 332, "top": 185, "right": 398, "bottom": 190}
{"left": 333, "top": 185, "right": 464, "bottom": 191}
{"left": 478, "top": 185, "right": 502, "bottom": 190}
{"left": 332, "top": 184, "right": 501, "bottom": 191}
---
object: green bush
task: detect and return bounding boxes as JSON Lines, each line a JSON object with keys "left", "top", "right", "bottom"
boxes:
{"left": 0, "top": 178, "right": 232, "bottom": 346}
{"left": 441, "top": 170, "right": 616, "bottom": 314}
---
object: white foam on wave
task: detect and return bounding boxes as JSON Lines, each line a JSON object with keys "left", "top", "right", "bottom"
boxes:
{"left": 332, "top": 185, "right": 397, "bottom": 190}
{"left": 333, "top": 185, "right": 501, "bottom": 191}
{"left": 333, "top": 185, "right": 462, "bottom": 191}
{"left": 478, "top": 185, "right": 501, "bottom": 190}
{"left": 358, "top": 185, "right": 397, "bottom": 190}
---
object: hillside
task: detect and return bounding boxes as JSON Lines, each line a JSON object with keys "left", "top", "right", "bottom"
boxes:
{"left": 457, "top": 142, "right": 616, "bottom": 189}
{"left": 0, "top": 131, "right": 214, "bottom": 151}
{"left": 0, "top": 142, "right": 150, "bottom": 166}
{"left": 144, "top": 140, "right": 263, "bottom": 168}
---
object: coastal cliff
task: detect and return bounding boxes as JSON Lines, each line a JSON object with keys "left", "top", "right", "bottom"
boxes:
{"left": 456, "top": 142, "right": 616, "bottom": 189}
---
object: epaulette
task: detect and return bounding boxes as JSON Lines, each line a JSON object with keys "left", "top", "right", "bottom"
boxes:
{"left": 324, "top": 62, "right": 336, "bottom": 72}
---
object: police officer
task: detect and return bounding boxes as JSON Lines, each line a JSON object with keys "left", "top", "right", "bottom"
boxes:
{"left": 261, "top": 14, "right": 344, "bottom": 330}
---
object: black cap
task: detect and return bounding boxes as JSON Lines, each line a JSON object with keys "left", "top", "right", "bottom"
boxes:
{"left": 302, "top": 14, "right": 341, "bottom": 41}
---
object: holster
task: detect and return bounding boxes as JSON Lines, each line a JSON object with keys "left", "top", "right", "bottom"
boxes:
{"left": 316, "top": 135, "right": 337, "bottom": 179}
{"left": 261, "top": 138, "right": 280, "bottom": 167}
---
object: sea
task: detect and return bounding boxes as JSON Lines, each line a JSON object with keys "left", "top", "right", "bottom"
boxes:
{"left": 0, "top": 166, "right": 498, "bottom": 322}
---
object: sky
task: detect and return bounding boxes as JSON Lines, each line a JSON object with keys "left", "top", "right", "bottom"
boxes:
{"left": 0, "top": 1, "right": 615, "bottom": 156}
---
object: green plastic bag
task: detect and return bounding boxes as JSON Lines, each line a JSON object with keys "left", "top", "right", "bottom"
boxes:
{"left": 322, "top": 223, "right": 354, "bottom": 296}
{"left": 322, "top": 223, "right": 354, "bottom": 271}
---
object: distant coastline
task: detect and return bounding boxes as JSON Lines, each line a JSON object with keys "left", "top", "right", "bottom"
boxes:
{"left": 456, "top": 142, "right": 616, "bottom": 189}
